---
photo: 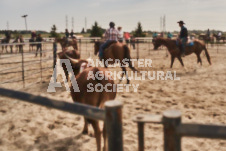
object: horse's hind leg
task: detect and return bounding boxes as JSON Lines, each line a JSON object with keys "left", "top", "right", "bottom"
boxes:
{"left": 196, "top": 54, "right": 202, "bottom": 65}
{"left": 170, "top": 56, "right": 175, "bottom": 68}
{"left": 177, "top": 56, "right": 184, "bottom": 67}
{"left": 82, "top": 117, "right": 89, "bottom": 134}
{"left": 90, "top": 120, "right": 101, "bottom": 151}
{"left": 119, "top": 67, "right": 127, "bottom": 83}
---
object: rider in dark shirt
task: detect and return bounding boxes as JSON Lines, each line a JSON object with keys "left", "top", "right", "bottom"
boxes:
{"left": 5, "top": 30, "right": 11, "bottom": 41}
{"left": 178, "top": 20, "right": 188, "bottom": 57}
{"left": 65, "top": 29, "right": 69, "bottom": 38}
{"left": 65, "top": 29, "right": 69, "bottom": 44}
{"left": 70, "top": 30, "right": 74, "bottom": 38}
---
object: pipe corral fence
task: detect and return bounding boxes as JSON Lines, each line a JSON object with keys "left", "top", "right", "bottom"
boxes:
{"left": 0, "top": 87, "right": 226, "bottom": 151}
{"left": 0, "top": 87, "right": 123, "bottom": 151}
{"left": 0, "top": 37, "right": 101, "bottom": 89}
{"left": 133, "top": 111, "right": 226, "bottom": 151}
{"left": 1, "top": 37, "right": 226, "bottom": 151}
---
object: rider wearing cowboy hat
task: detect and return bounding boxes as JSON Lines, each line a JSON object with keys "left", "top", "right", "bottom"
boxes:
{"left": 178, "top": 20, "right": 188, "bottom": 57}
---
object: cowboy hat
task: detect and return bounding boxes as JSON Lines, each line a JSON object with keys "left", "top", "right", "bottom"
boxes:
{"left": 177, "top": 20, "right": 185, "bottom": 24}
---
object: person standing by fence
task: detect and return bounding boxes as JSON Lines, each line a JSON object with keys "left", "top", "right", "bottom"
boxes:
{"left": 36, "top": 34, "right": 43, "bottom": 57}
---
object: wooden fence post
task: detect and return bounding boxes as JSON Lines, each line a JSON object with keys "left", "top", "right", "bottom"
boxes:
{"left": 138, "top": 122, "right": 145, "bottom": 151}
{"left": 105, "top": 101, "right": 123, "bottom": 151}
{"left": 163, "top": 110, "right": 181, "bottom": 151}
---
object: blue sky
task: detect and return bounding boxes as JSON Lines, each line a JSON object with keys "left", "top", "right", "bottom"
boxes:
{"left": 0, "top": 0, "right": 226, "bottom": 32}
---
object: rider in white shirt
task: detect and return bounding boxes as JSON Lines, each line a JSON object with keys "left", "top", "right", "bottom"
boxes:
{"left": 117, "top": 26, "right": 123, "bottom": 43}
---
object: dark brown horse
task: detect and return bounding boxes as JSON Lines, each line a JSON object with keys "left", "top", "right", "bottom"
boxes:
{"left": 29, "top": 38, "right": 36, "bottom": 52}
{"left": 56, "top": 37, "right": 78, "bottom": 50}
{"left": 153, "top": 38, "right": 211, "bottom": 68}
{"left": 94, "top": 41, "right": 137, "bottom": 84}
{"left": 213, "top": 34, "right": 225, "bottom": 43}
{"left": 1, "top": 38, "right": 11, "bottom": 53}
{"left": 198, "top": 34, "right": 214, "bottom": 43}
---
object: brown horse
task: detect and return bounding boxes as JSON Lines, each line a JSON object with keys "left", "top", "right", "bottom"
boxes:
{"left": 56, "top": 37, "right": 78, "bottom": 50}
{"left": 94, "top": 41, "right": 137, "bottom": 84}
{"left": 153, "top": 38, "right": 211, "bottom": 68}
{"left": 198, "top": 34, "right": 214, "bottom": 44}
{"left": 64, "top": 57, "right": 116, "bottom": 151}
{"left": 213, "top": 34, "right": 225, "bottom": 43}
{"left": 29, "top": 38, "right": 36, "bottom": 52}
{"left": 1, "top": 38, "right": 11, "bottom": 53}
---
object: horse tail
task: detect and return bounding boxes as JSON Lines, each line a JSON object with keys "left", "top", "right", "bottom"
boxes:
{"left": 123, "top": 45, "right": 137, "bottom": 71}
{"left": 204, "top": 46, "right": 211, "bottom": 65}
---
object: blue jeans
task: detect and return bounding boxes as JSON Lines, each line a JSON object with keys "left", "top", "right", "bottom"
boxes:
{"left": 99, "top": 40, "right": 112, "bottom": 59}
{"left": 181, "top": 38, "right": 188, "bottom": 54}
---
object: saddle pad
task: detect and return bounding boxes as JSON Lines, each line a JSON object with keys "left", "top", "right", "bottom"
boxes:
{"left": 187, "top": 41, "right": 194, "bottom": 46}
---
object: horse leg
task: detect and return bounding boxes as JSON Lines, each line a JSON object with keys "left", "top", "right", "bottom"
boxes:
{"left": 170, "top": 56, "right": 175, "bottom": 68}
{"left": 103, "top": 122, "right": 107, "bottom": 151}
{"left": 119, "top": 67, "right": 126, "bottom": 83}
{"left": 82, "top": 117, "right": 89, "bottom": 134}
{"left": 177, "top": 56, "right": 184, "bottom": 67}
{"left": 90, "top": 120, "right": 101, "bottom": 151}
{"left": 196, "top": 53, "right": 202, "bottom": 65}
{"left": 125, "top": 68, "right": 130, "bottom": 84}
{"left": 10, "top": 46, "right": 13, "bottom": 53}
{"left": 6, "top": 46, "right": 8, "bottom": 53}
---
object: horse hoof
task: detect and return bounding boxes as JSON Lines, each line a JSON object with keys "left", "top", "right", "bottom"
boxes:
{"left": 82, "top": 130, "right": 88, "bottom": 135}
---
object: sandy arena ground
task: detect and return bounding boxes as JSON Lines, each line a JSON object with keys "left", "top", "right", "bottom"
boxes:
{"left": 0, "top": 42, "right": 226, "bottom": 151}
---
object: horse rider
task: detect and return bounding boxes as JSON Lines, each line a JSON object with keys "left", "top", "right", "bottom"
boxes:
{"left": 177, "top": 20, "right": 188, "bottom": 57}
{"left": 99, "top": 22, "right": 120, "bottom": 59}
{"left": 31, "top": 31, "right": 37, "bottom": 40}
{"left": 218, "top": 31, "right": 222, "bottom": 39}
{"left": 152, "top": 32, "right": 158, "bottom": 43}
{"left": 65, "top": 29, "right": 70, "bottom": 44}
{"left": 207, "top": 29, "right": 210, "bottom": 38}
{"left": 167, "top": 32, "right": 173, "bottom": 39}
{"left": 36, "top": 34, "right": 43, "bottom": 57}
{"left": 70, "top": 29, "right": 75, "bottom": 38}
{"left": 117, "top": 26, "right": 123, "bottom": 43}
{"left": 4, "top": 30, "right": 11, "bottom": 42}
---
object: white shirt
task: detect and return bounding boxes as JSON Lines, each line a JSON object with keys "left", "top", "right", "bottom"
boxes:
{"left": 118, "top": 30, "right": 123, "bottom": 39}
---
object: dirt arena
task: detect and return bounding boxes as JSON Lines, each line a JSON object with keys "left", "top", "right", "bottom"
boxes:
{"left": 0, "top": 42, "right": 226, "bottom": 151}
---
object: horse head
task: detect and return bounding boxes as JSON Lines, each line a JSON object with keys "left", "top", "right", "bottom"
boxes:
{"left": 94, "top": 41, "right": 103, "bottom": 55}
{"left": 153, "top": 38, "right": 163, "bottom": 50}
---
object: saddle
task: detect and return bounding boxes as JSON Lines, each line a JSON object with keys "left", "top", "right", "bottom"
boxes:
{"left": 104, "top": 41, "right": 117, "bottom": 50}
{"left": 176, "top": 40, "right": 194, "bottom": 53}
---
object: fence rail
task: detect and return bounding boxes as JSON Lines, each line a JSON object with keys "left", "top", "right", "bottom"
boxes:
{"left": 133, "top": 110, "right": 226, "bottom": 151}
{"left": 0, "top": 87, "right": 123, "bottom": 151}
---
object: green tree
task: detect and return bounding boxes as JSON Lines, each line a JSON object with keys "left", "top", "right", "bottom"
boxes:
{"left": 81, "top": 28, "right": 85, "bottom": 33}
{"left": 50, "top": 25, "right": 60, "bottom": 38}
{"left": 134, "top": 22, "right": 146, "bottom": 37}
{"left": 90, "top": 21, "right": 103, "bottom": 37}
